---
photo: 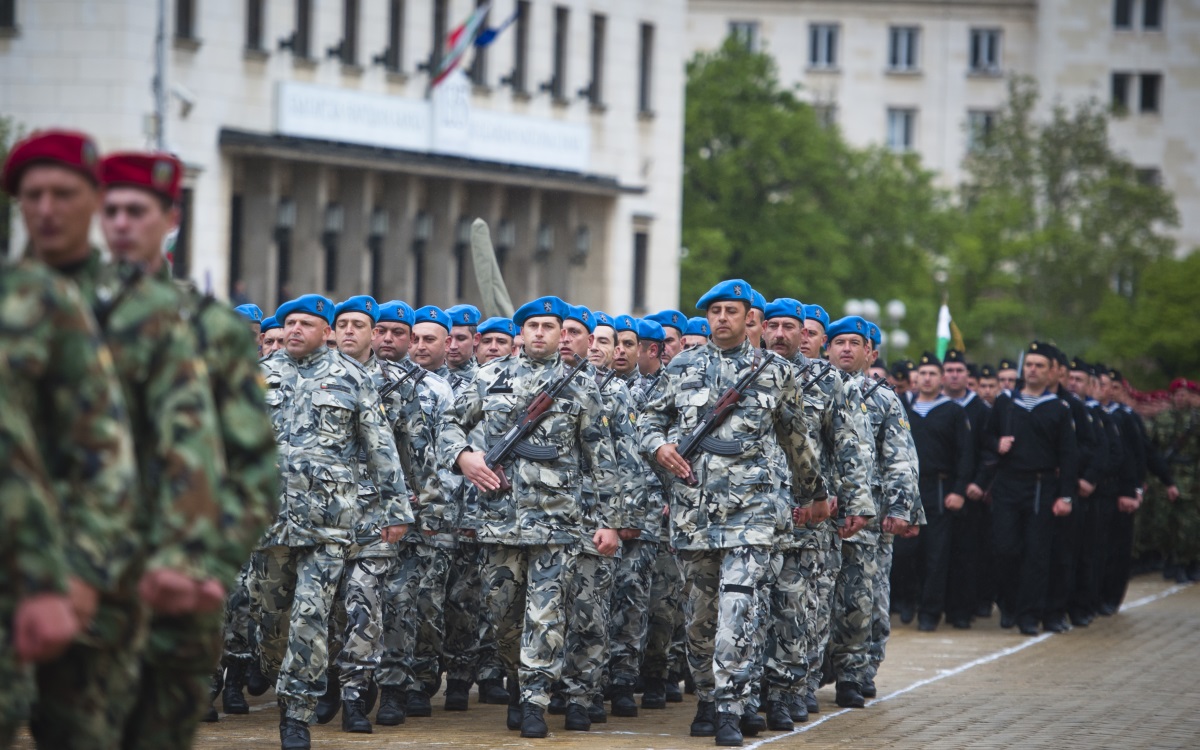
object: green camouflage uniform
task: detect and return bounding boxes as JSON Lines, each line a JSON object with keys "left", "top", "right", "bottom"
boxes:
{"left": 640, "top": 340, "right": 827, "bottom": 716}
{"left": 255, "top": 345, "right": 412, "bottom": 724}
{"left": 34, "top": 250, "right": 225, "bottom": 750}
{"left": 439, "top": 350, "right": 618, "bottom": 708}
{"left": 1143, "top": 406, "right": 1200, "bottom": 566}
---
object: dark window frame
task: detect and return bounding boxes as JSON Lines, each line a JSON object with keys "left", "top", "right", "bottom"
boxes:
{"left": 175, "top": 0, "right": 197, "bottom": 40}
{"left": 587, "top": 13, "right": 606, "bottom": 107}
{"left": 245, "top": 0, "right": 265, "bottom": 51}
{"left": 888, "top": 26, "right": 920, "bottom": 71}
{"left": 809, "top": 23, "right": 839, "bottom": 69}
{"left": 294, "top": 0, "right": 313, "bottom": 59}
{"left": 468, "top": 0, "right": 490, "bottom": 86}
{"left": 1114, "top": 0, "right": 1134, "bottom": 28}
{"left": 968, "top": 28, "right": 1002, "bottom": 73}
{"left": 638, "top": 22, "right": 655, "bottom": 116}
{"left": 1139, "top": 72, "right": 1162, "bottom": 113}
{"left": 384, "top": 0, "right": 405, "bottom": 73}
{"left": 632, "top": 230, "right": 649, "bottom": 311}
{"left": 341, "top": 0, "right": 359, "bottom": 66}
{"left": 1143, "top": 0, "right": 1163, "bottom": 29}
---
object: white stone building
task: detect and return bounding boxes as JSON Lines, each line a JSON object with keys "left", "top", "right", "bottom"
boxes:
{"left": 687, "top": 0, "right": 1200, "bottom": 254}
{"left": 0, "top": 0, "right": 685, "bottom": 313}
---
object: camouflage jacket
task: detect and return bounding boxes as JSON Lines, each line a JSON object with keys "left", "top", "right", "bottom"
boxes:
{"left": 639, "top": 340, "right": 828, "bottom": 551}
{"left": 261, "top": 346, "right": 412, "bottom": 548}
{"left": 576, "top": 364, "right": 641, "bottom": 555}
{"left": 169, "top": 272, "right": 279, "bottom": 583}
{"left": 440, "top": 350, "right": 617, "bottom": 547}
{"left": 392, "top": 358, "right": 459, "bottom": 548}
{"left": 629, "top": 367, "right": 671, "bottom": 542}
{"left": 59, "top": 250, "right": 228, "bottom": 587}
{"left": 0, "top": 259, "right": 137, "bottom": 598}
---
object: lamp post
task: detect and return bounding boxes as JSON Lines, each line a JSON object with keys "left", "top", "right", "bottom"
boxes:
{"left": 886, "top": 298, "right": 908, "bottom": 359}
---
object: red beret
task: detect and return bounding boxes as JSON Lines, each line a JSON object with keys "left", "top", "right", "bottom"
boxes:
{"left": 2, "top": 129, "right": 101, "bottom": 195}
{"left": 1170, "top": 377, "right": 1189, "bottom": 392}
{"left": 100, "top": 152, "right": 183, "bottom": 203}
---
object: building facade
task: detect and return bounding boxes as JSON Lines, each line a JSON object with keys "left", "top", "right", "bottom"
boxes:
{"left": 0, "top": 0, "right": 685, "bottom": 313}
{"left": 687, "top": 0, "right": 1200, "bottom": 254}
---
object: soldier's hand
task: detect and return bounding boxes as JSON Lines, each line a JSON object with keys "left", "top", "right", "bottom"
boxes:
{"left": 381, "top": 525, "right": 406, "bottom": 544}
{"left": 1079, "top": 479, "right": 1096, "bottom": 498}
{"left": 998, "top": 436, "right": 1015, "bottom": 455}
{"left": 457, "top": 450, "right": 502, "bottom": 492}
{"left": 1052, "top": 498, "right": 1072, "bottom": 517}
{"left": 618, "top": 529, "right": 641, "bottom": 541}
{"left": 944, "top": 493, "right": 965, "bottom": 512}
{"left": 828, "top": 496, "right": 839, "bottom": 518}
{"left": 13, "top": 593, "right": 80, "bottom": 664}
{"left": 839, "top": 515, "right": 868, "bottom": 538}
{"left": 139, "top": 568, "right": 199, "bottom": 615}
{"left": 194, "top": 579, "right": 227, "bottom": 614}
{"left": 1167, "top": 485, "right": 1180, "bottom": 502}
{"left": 655, "top": 444, "right": 692, "bottom": 480}
{"left": 1117, "top": 496, "right": 1140, "bottom": 513}
{"left": 66, "top": 577, "right": 99, "bottom": 627}
{"left": 793, "top": 506, "right": 811, "bottom": 526}
{"left": 808, "top": 499, "right": 830, "bottom": 524}
{"left": 901, "top": 524, "right": 921, "bottom": 538}
{"left": 966, "top": 483, "right": 984, "bottom": 501}
{"left": 594, "top": 528, "right": 621, "bottom": 556}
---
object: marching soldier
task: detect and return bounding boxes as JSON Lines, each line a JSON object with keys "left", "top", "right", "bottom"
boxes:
{"left": 684, "top": 317, "right": 712, "bottom": 349}
{"left": 477, "top": 317, "right": 517, "bottom": 365}
{"left": 260, "top": 316, "right": 285, "bottom": 357}
{"left": 646, "top": 309, "right": 687, "bottom": 362}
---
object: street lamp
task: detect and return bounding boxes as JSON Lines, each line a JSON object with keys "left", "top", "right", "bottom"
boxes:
{"left": 844, "top": 298, "right": 864, "bottom": 316}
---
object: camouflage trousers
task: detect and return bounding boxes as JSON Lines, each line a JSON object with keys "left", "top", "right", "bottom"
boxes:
{"left": 0, "top": 608, "right": 32, "bottom": 748}
{"left": 445, "top": 540, "right": 486, "bottom": 683}
{"left": 563, "top": 552, "right": 617, "bottom": 704}
{"left": 248, "top": 543, "right": 346, "bottom": 723}
{"left": 643, "top": 545, "right": 685, "bottom": 681}
{"left": 222, "top": 562, "right": 254, "bottom": 663}
{"left": 866, "top": 538, "right": 894, "bottom": 682}
{"left": 678, "top": 546, "right": 772, "bottom": 715}
{"left": 745, "top": 551, "right": 778, "bottom": 712}
{"left": 830, "top": 539, "right": 879, "bottom": 687}
{"left": 765, "top": 546, "right": 821, "bottom": 702}
{"left": 805, "top": 525, "right": 842, "bottom": 694}
{"left": 481, "top": 543, "right": 575, "bottom": 707}
{"left": 329, "top": 556, "right": 390, "bottom": 701}
{"left": 377, "top": 541, "right": 425, "bottom": 690}
{"left": 408, "top": 544, "right": 453, "bottom": 694}
{"left": 607, "top": 539, "right": 658, "bottom": 687}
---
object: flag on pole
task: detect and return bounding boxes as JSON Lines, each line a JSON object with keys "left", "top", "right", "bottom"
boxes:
{"left": 474, "top": 9, "right": 519, "bottom": 48}
{"left": 936, "top": 304, "right": 952, "bottom": 360}
{"left": 431, "top": 2, "right": 492, "bottom": 89}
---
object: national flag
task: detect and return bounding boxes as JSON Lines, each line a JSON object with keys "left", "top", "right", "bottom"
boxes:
{"left": 936, "top": 304, "right": 952, "bottom": 360}
{"left": 474, "top": 9, "right": 519, "bottom": 48}
{"left": 431, "top": 2, "right": 492, "bottom": 89}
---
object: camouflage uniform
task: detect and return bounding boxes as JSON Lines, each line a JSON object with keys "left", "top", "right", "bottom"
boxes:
{"left": 439, "top": 350, "right": 618, "bottom": 707}
{"left": 830, "top": 373, "right": 919, "bottom": 690}
{"left": 34, "top": 250, "right": 226, "bottom": 750}
{"left": 562, "top": 366, "right": 641, "bottom": 708}
{"left": 1144, "top": 406, "right": 1200, "bottom": 569}
{"left": 640, "top": 340, "right": 827, "bottom": 716}
{"left": 255, "top": 345, "right": 412, "bottom": 724}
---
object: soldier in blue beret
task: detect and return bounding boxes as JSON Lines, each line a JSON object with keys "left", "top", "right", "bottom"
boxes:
{"left": 611, "top": 315, "right": 640, "bottom": 383}
{"left": 646, "top": 310, "right": 686, "bottom": 362}
{"left": 333, "top": 295, "right": 381, "bottom": 366}
{"left": 235, "top": 303, "right": 265, "bottom": 335}
{"left": 260, "top": 316, "right": 284, "bottom": 358}
{"left": 746, "top": 290, "right": 767, "bottom": 349}
{"left": 684, "top": 317, "right": 711, "bottom": 349}
{"left": 446, "top": 305, "right": 482, "bottom": 383}
{"left": 799, "top": 304, "right": 830, "bottom": 360}
{"left": 446, "top": 304, "right": 483, "bottom": 328}
{"left": 477, "top": 318, "right": 517, "bottom": 365}
{"left": 372, "top": 301, "right": 416, "bottom": 364}
{"left": 278, "top": 294, "right": 335, "bottom": 328}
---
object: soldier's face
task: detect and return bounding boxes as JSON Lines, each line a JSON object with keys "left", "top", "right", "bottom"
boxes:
{"left": 588, "top": 325, "right": 616, "bottom": 369}
{"left": 613, "top": 331, "right": 639, "bottom": 375}
{"left": 512, "top": 334, "right": 523, "bottom": 354}
{"left": 101, "top": 187, "right": 177, "bottom": 274}
{"left": 447, "top": 325, "right": 477, "bottom": 367}
{"left": 1067, "top": 369, "right": 1090, "bottom": 396}
{"left": 260, "top": 328, "right": 285, "bottom": 356}
{"left": 283, "top": 313, "right": 330, "bottom": 357}
{"left": 978, "top": 377, "right": 998, "bottom": 403}
{"left": 1023, "top": 354, "right": 1051, "bottom": 390}
{"left": 18, "top": 165, "right": 100, "bottom": 267}
{"left": 522, "top": 316, "right": 562, "bottom": 359}
{"left": 943, "top": 362, "right": 969, "bottom": 394}
{"left": 798, "top": 321, "right": 826, "bottom": 359}
{"left": 917, "top": 365, "right": 943, "bottom": 397}
{"left": 335, "top": 312, "right": 374, "bottom": 363}
{"left": 764, "top": 317, "right": 803, "bottom": 359}
{"left": 998, "top": 369, "right": 1018, "bottom": 391}
{"left": 637, "top": 341, "right": 663, "bottom": 375}
{"left": 560, "top": 320, "right": 592, "bottom": 364}
{"left": 662, "top": 328, "right": 684, "bottom": 362}
{"left": 683, "top": 334, "right": 708, "bottom": 349}
{"left": 828, "top": 334, "right": 868, "bottom": 373}
{"left": 372, "top": 322, "right": 411, "bottom": 361}
{"left": 477, "top": 333, "right": 512, "bottom": 364}
{"left": 745, "top": 310, "right": 763, "bottom": 347}
{"left": 706, "top": 301, "right": 749, "bottom": 349}
{"left": 410, "top": 322, "right": 449, "bottom": 370}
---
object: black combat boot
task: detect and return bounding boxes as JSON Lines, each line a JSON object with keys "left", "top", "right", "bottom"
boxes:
{"left": 506, "top": 676, "right": 522, "bottom": 730}
{"left": 690, "top": 700, "right": 717, "bottom": 737}
{"left": 406, "top": 689, "right": 432, "bottom": 717}
{"left": 375, "top": 686, "right": 407, "bottom": 726}
{"left": 587, "top": 695, "right": 608, "bottom": 723}
{"left": 715, "top": 711, "right": 744, "bottom": 746}
{"left": 788, "top": 692, "right": 809, "bottom": 723}
{"left": 520, "top": 702, "right": 548, "bottom": 738}
{"left": 246, "top": 657, "right": 272, "bottom": 696}
{"left": 222, "top": 660, "right": 251, "bottom": 714}
{"left": 611, "top": 686, "right": 638, "bottom": 717}
{"left": 547, "top": 691, "right": 568, "bottom": 715}
{"left": 861, "top": 677, "right": 878, "bottom": 698}
{"left": 766, "top": 700, "right": 794, "bottom": 731}
{"left": 279, "top": 709, "right": 311, "bottom": 750}
{"left": 665, "top": 673, "right": 684, "bottom": 702}
{"left": 641, "top": 677, "right": 667, "bottom": 709}
{"left": 835, "top": 681, "right": 865, "bottom": 708}
{"left": 314, "top": 672, "right": 340, "bottom": 724}
{"left": 342, "top": 697, "right": 372, "bottom": 733}
{"left": 444, "top": 679, "right": 471, "bottom": 711}
{"left": 804, "top": 687, "right": 820, "bottom": 714}
{"left": 478, "top": 677, "right": 509, "bottom": 704}
{"left": 564, "top": 701, "right": 591, "bottom": 731}
{"left": 740, "top": 707, "right": 764, "bottom": 736}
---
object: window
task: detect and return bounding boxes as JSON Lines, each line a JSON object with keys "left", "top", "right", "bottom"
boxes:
{"left": 340, "top": 0, "right": 359, "bottom": 65}
{"left": 632, "top": 230, "right": 649, "bottom": 311}
{"left": 1111, "top": 71, "right": 1132, "bottom": 110}
{"left": 969, "top": 28, "right": 1001, "bottom": 73}
{"left": 638, "top": 23, "right": 655, "bottom": 115}
{"left": 1143, "top": 0, "right": 1163, "bottom": 29}
{"left": 887, "top": 108, "right": 916, "bottom": 152}
{"left": 469, "top": 0, "right": 489, "bottom": 85}
{"left": 432, "top": 0, "right": 448, "bottom": 73}
{"left": 1136, "top": 167, "right": 1162, "bottom": 186}
{"left": 966, "top": 110, "right": 996, "bottom": 151}
{"left": 550, "top": 6, "right": 569, "bottom": 100}
{"left": 0, "top": 0, "right": 15, "bottom": 30}
{"left": 587, "top": 13, "right": 606, "bottom": 107}
{"left": 383, "top": 0, "right": 404, "bottom": 72}
{"left": 888, "top": 26, "right": 920, "bottom": 71}
{"left": 729, "top": 21, "right": 759, "bottom": 52}
{"left": 294, "top": 0, "right": 312, "bottom": 58}
{"left": 1139, "top": 72, "right": 1161, "bottom": 112}
{"left": 175, "top": 0, "right": 197, "bottom": 40}
{"left": 173, "top": 188, "right": 194, "bottom": 280}
{"left": 809, "top": 24, "right": 838, "bottom": 69}
{"left": 228, "top": 194, "right": 243, "bottom": 299}
{"left": 1114, "top": 0, "right": 1134, "bottom": 28}
{"left": 814, "top": 104, "right": 838, "bottom": 128}
{"left": 508, "top": 1, "right": 530, "bottom": 94}
{"left": 245, "top": 0, "right": 265, "bottom": 51}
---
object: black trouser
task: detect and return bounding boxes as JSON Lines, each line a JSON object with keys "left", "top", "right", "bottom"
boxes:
{"left": 1102, "top": 499, "right": 1137, "bottom": 611}
{"left": 990, "top": 473, "right": 1056, "bottom": 628}
{"left": 973, "top": 499, "right": 997, "bottom": 612}
{"left": 894, "top": 475, "right": 968, "bottom": 622}
{"left": 1068, "top": 489, "right": 1106, "bottom": 619}
{"left": 1044, "top": 497, "right": 1081, "bottom": 623}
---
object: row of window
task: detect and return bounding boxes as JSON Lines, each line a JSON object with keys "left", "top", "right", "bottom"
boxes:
{"left": 1112, "top": 72, "right": 1162, "bottom": 114}
{"left": 729, "top": 21, "right": 1003, "bottom": 75}
{"left": 1114, "top": 0, "right": 1165, "bottom": 30}
{"left": 174, "top": 1, "right": 657, "bottom": 115}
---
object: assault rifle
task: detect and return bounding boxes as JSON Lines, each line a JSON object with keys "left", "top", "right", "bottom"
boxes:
{"left": 802, "top": 360, "right": 834, "bottom": 394}
{"left": 379, "top": 363, "right": 426, "bottom": 399}
{"left": 484, "top": 358, "right": 588, "bottom": 492}
{"left": 675, "top": 352, "right": 773, "bottom": 487}
{"left": 862, "top": 373, "right": 889, "bottom": 401}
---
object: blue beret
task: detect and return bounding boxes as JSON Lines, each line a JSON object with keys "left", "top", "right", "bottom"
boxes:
{"left": 647, "top": 309, "right": 686, "bottom": 334}
{"left": 513, "top": 296, "right": 568, "bottom": 327}
{"left": 638, "top": 319, "right": 665, "bottom": 342}
{"left": 234, "top": 303, "right": 263, "bottom": 323}
{"left": 592, "top": 310, "right": 614, "bottom": 328}
{"left": 259, "top": 315, "right": 280, "bottom": 333}
{"left": 686, "top": 316, "right": 711, "bottom": 337}
{"left": 566, "top": 304, "right": 596, "bottom": 333}
{"left": 276, "top": 294, "right": 334, "bottom": 326}
{"left": 865, "top": 321, "right": 882, "bottom": 347}
{"left": 413, "top": 305, "right": 451, "bottom": 331}
{"left": 750, "top": 289, "right": 766, "bottom": 312}
{"left": 764, "top": 297, "right": 806, "bottom": 322}
{"left": 477, "top": 317, "right": 516, "bottom": 337}
{"left": 696, "top": 279, "right": 755, "bottom": 311}
{"left": 827, "top": 315, "right": 870, "bottom": 342}
{"left": 613, "top": 314, "right": 638, "bottom": 336}
{"left": 378, "top": 300, "right": 415, "bottom": 327}
{"left": 803, "top": 304, "right": 831, "bottom": 329}
{"left": 334, "top": 295, "right": 380, "bottom": 325}
{"left": 446, "top": 304, "right": 482, "bottom": 327}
